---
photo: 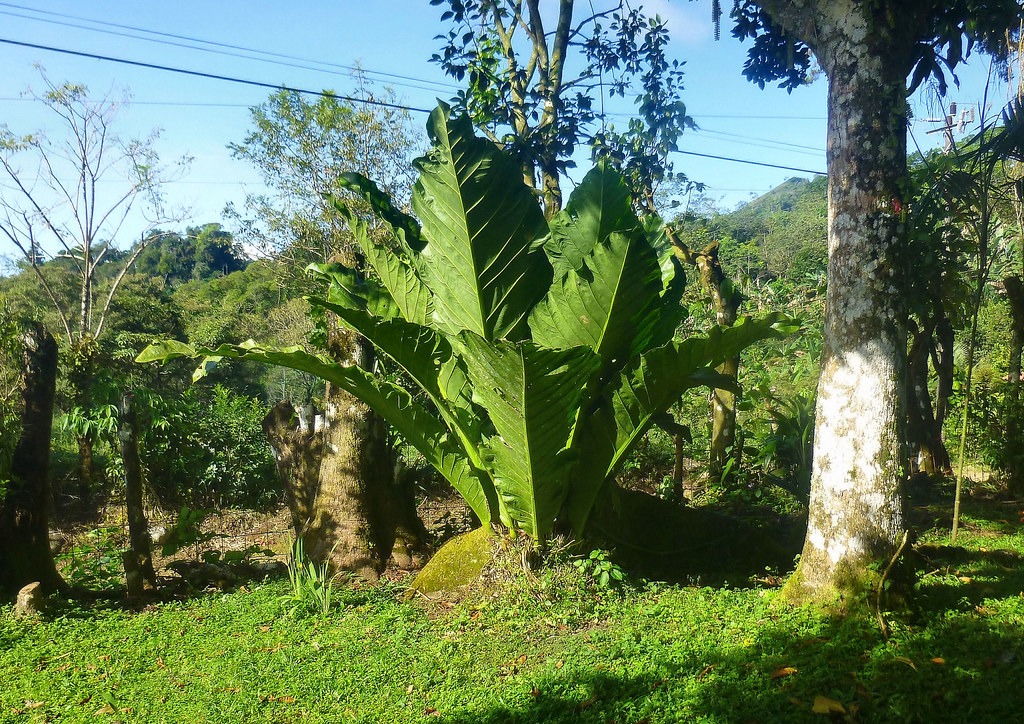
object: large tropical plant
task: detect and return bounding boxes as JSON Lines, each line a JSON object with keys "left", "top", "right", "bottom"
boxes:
{"left": 139, "top": 104, "right": 794, "bottom": 542}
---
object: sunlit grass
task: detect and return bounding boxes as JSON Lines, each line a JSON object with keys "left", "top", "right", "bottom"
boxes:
{"left": 2, "top": 499, "right": 1023, "bottom": 722}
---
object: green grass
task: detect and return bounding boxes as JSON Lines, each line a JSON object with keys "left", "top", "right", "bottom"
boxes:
{"left": 2, "top": 499, "right": 1023, "bottom": 723}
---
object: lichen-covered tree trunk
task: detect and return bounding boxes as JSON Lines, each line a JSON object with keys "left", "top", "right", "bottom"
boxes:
{"left": 780, "top": 3, "right": 909, "bottom": 606}
{"left": 305, "top": 381, "right": 391, "bottom": 580}
{"left": 0, "top": 323, "right": 66, "bottom": 597}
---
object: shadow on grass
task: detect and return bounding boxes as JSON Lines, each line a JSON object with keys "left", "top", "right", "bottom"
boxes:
{"left": 439, "top": 613, "right": 1024, "bottom": 723}
{"left": 41, "top": 563, "right": 292, "bottom": 621}
{"left": 915, "top": 543, "right": 1024, "bottom": 615}
{"left": 908, "top": 493, "right": 1023, "bottom": 536}
{"left": 592, "top": 489, "right": 805, "bottom": 586}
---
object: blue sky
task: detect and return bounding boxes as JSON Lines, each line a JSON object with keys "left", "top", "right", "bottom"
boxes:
{"left": 0, "top": 0, "right": 1014, "bottom": 261}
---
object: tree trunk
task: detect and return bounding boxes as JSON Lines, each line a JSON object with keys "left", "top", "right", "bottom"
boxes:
{"left": 906, "top": 320, "right": 951, "bottom": 475}
{"left": 263, "top": 339, "right": 428, "bottom": 580}
{"left": 120, "top": 392, "right": 156, "bottom": 593}
{"left": 305, "top": 382, "right": 389, "bottom": 580}
{"left": 698, "top": 243, "right": 742, "bottom": 482}
{"left": 263, "top": 401, "right": 321, "bottom": 535}
{"left": 932, "top": 312, "right": 955, "bottom": 433}
{"left": 663, "top": 233, "right": 743, "bottom": 484}
{"left": 0, "top": 323, "right": 66, "bottom": 597}
{"left": 68, "top": 336, "right": 98, "bottom": 506}
{"left": 781, "top": 5, "right": 909, "bottom": 607}
{"left": 1004, "top": 275, "right": 1024, "bottom": 495}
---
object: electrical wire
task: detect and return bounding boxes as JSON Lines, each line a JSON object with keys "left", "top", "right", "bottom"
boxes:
{"left": 0, "top": 37, "right": 434, "bottom": 114}
{"left": 0, "top": 1, "right": 458, "bottom": 93}
{"left": 676, "top": 149, "right": 825, "bottom": 175}
{"left": 0, "top": 37, "right": 828, "bottom": 175}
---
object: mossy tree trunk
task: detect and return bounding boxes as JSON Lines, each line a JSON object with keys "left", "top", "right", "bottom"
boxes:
{"left": 0, "top": 323, "right": 66, "bottom": 597}
{"left": 759, "top": 2, "right": 911, "bottom": 607}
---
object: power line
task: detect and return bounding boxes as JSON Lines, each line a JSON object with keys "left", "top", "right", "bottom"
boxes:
{"left": 697, "top": 130, "right": 824, "bottom": 158}
{"left": 1, "top": 37, "right": 828, "bottom": 176}
{"left": 0, "top": 1, "right": 458, "bottom": 94}
{"left": 676, "top": 149, "right": 825, "bottom": 175}
{"left": 698, "top": 127, "right": 824, "bottom": 154}
{"left": 0, "top": 37, "right": 434, "bottom": 114}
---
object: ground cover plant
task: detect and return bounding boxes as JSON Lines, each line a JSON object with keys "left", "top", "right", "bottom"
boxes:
{"left": 2, "top": 496, "right": 1022, "bottom": 723}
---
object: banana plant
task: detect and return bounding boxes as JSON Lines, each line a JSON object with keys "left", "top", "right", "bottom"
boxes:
{"left": 139, "top": 103, "right": 796, "bottom": 542}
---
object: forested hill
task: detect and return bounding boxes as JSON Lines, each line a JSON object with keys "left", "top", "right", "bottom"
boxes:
{"left": 679, "top": 175, "right": 828, "bottom": 283}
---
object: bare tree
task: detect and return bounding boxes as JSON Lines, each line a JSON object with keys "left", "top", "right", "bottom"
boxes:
{"left": 0, "top": 68, "right": 184, "bottom": 501}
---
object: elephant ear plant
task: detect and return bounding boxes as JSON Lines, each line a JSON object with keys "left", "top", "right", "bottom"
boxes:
{"left": 139, "top": 103, "right": 795, "bottom": 544}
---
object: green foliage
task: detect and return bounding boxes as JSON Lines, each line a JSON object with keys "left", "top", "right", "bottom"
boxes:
{"left": 432, "top": 0, "right": 696, "bottom": 213}
{"left": 160, "top": 506, "right": 221, "bottom": 558}
{"left": 58, "top": 404, "right": 119, "bottom": 446}
{"left": 140, "top": 105, "right": 795, "bottom": 542}
{"left": 55, "top": 526, "right": 125, "bottom": 591}
{"left": 0, "top": 300, "right": 23, "bottom": 501}
{"left": 573, "top": 549, "right": 626, "bottom": 590}
{"left": 282, "top": 536, "right": 338, "bottom": 618}
{"left": 3, "top": 501, "right": 1024, "bottom": 722}
{"left": 141, "top": 386, "right": 279, "bottom": 509}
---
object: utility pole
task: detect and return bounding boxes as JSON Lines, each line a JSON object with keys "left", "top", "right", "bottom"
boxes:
{"left": 923, "top": 101, "right": 976, "bottom": 152}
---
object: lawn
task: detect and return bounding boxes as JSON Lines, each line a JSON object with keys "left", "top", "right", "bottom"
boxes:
{"left": 2, "top": 498, "right": 1023, "bottom": 723}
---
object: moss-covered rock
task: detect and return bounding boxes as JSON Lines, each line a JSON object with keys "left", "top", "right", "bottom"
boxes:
{"left": 410, "top": 526, "right": 494, "bottom": 596}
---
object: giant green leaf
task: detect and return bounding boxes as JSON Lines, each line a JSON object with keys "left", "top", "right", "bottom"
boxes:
{"left": 314, "top": 212, "right": 432, "bottom": 327}
{"left": 335, "top": 173, "right": 424, "bottom": 254}
{"left": 137, "top": 339, "right": 495, "bottom": 524}
{"left": 544, "top": 162, "right": 638, "bottom": 277}
{"left": 412, "top": 104, "right": 551, "bottom": 341}
{"left": 307, "top": 296, "right": 484, "bottom": 457}
{"left": 530, "top": 229, "right": 664, "bottom": 368}
{"left": 457, "top": 333, "right": 600, "bottom": 539}
{"left": 606, "top": 315, "right": 797, "bottom": 477}
{"left": 564, "top": 314, "right": 798, "bottom": 532}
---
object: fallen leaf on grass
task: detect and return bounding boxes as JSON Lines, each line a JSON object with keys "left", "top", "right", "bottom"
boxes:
{"left": 770, "top": 666, "right": 799, "bottom": 679}
{"left": 23, "top": 701, "right": 44, "bottom": 709}
{"left": 697, "top": 664, "right": 716, "bottom": 680}
{"left": 931, "top": 657, "right": 946, "bottom": 665}
{"left": 424, "top": 706, "right": 439, "bottom": 716}
{"left": 811, "top": 696, "right": 846, "bottom": 715}
{"left": 95, "top": 704, "right": 116, "bottom": 715}
{"left": 156, "top": 658, "right": 166, "bottom": 669}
